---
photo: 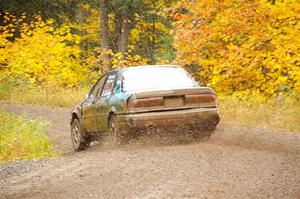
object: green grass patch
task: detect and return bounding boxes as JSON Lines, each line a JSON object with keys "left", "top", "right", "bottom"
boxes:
{"left": 0, "top": 111, "right": 57, "bottom": 162}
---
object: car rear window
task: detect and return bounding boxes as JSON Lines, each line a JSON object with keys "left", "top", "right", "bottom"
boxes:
{"left": 122, "top": 66, "right": 198, "bottom": 92}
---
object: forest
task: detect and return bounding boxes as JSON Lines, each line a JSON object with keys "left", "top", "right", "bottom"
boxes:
{"left": 0, "top": 0, "right": 299, "bottom": 130}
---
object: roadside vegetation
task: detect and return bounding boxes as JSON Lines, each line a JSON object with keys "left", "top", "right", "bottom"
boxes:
{"left": 0, "top": 111, "right": 56, "bottom": 162}
{"left": 0, "top": 79, "right": 86, "bottom": 108}
{"left": 219, "top": 97, "right": 300, "bottom": 132}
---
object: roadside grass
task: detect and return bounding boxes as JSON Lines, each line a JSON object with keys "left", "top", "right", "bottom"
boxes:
{"left": 0, "top": 81, "right": 86, "bottom": 108}
{"left": 219, "top": 96, "right": 300, "bottom": 132}
{"left": 1, "top": 81, "right": 299, "bottom": 132}
{"left": 0, "top": 111, "right": 57, "bottom": 162}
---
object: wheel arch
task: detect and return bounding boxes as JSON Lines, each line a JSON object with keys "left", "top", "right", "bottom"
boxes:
{"left": 107, "top": 111, "right": 116, "bottom": 125}
{"left": 107, "top": 106, "right": 118, "bottom": 124}
{"left": 71, "top": 110, "right": 88, "bottom": 137}
{"left": 71, "top": 112, "right": 79, "bottom": 122}
{"left": 71, "top": 108, "right": 83, "bottom": 124}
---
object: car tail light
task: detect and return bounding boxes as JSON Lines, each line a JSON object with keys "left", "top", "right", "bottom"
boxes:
{"left": 127, "top": 97, "right": 164, "bottom": 111}
{"left": 148, "top": 97, "right": 163, "bottom": 107}
{"left": 185, "top": 94, "right": 216, "bottom": 105}
{"left": 128, "top": 98, "right": 149, "bottom": 110}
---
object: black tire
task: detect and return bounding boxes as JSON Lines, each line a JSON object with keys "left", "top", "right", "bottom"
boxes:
{"left": 108, "top": 114, "right": 127, "bottom": 145}
{"left": 71, "top": 118, "right": 88, "bottom": 151}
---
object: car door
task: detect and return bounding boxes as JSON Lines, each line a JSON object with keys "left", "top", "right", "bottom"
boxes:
{"left": 95, "top": 72, "right": 117, "bottom": 132}
{"left": 81, "top": 74, "right": 107, "bottom": 133}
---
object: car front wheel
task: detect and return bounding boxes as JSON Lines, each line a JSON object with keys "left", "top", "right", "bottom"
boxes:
{"left": 71, "top": 118, "right": 88, "bottom": 151}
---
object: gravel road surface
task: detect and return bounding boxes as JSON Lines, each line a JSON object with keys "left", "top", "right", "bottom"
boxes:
{"left": 0, "top": 103, "right": 299, "bottom": 199}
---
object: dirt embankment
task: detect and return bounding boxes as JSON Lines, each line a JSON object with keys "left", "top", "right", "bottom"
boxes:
{"left": 0, "top": 103, "right": 299, "bottom": 199}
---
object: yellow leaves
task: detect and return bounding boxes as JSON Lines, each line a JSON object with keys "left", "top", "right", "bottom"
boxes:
{"left": 64, "top": 3, "right": 100, "bottom": 45}
{"left": 82, "top": 2, "right": 91, "bottom": 10}
{"left": 91, "top": 48, "right": 147, "bottom": 74}
{"left": 123, "top": 19, "right": 132, "bottom": 24}
{"left": 173, "top": 0, "right": 300, "bottom": 98}
{"left": 1, "top": 13, "right": 86, "bottom": 88}
{"left": 46, "top": 19, "right": 54, "bottom": 25}
{"left": 3, "top": 15, "right": 10, "bottom": 21}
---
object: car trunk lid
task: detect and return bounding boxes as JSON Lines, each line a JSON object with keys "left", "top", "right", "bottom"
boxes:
{"left": 127, "top": 87, "right": 217, "bottom": 113}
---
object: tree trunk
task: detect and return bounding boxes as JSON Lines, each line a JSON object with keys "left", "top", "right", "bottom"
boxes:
{"left": 114, "top": 12, "right": 122, "bottom": 52}
{"left": 100, "top": 0, "right": 110, "bottom": 68}
{"left": 76, "top": 4, "right": 85, "bottom": 49}
{"left": 149, "top": 0, "right": 156, "bottom": 64}
{"left": 117, "top": 13, "right": 130, "bottom": 60}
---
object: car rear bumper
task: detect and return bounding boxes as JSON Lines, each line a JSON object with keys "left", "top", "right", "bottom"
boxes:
{"left": 118, "top": 107, "right": 220, "bottom": 131}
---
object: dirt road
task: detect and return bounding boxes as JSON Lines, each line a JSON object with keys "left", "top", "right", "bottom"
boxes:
{"left": 0, "top": 103, "right": 299, "bottom": 199}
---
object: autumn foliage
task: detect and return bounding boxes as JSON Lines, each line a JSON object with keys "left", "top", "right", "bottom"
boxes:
{"left": 173, "top": 0, "right": 300, "bottom": 98}
{"left": 1, "top": 0, "right": 299, "bottom": 100}
{"left": 0, "top": 13, "right": 87, "bottom": 87}
{"left": 0, "top": 12, "right": 149, "bottom": 88}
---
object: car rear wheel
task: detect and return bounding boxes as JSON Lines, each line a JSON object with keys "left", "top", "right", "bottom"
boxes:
{"left": 71, "top": 118, "right": 88, "bottom": 151}
{"left": 108, "top": 114, "right": 127, "bottom": 145}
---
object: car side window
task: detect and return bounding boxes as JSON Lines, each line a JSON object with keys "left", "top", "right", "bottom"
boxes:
{"left": 89, "top": 75, "right": 107, "bottom": 99}
{"left": 100, "top": 73, "right": 117, "bottom": 97}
